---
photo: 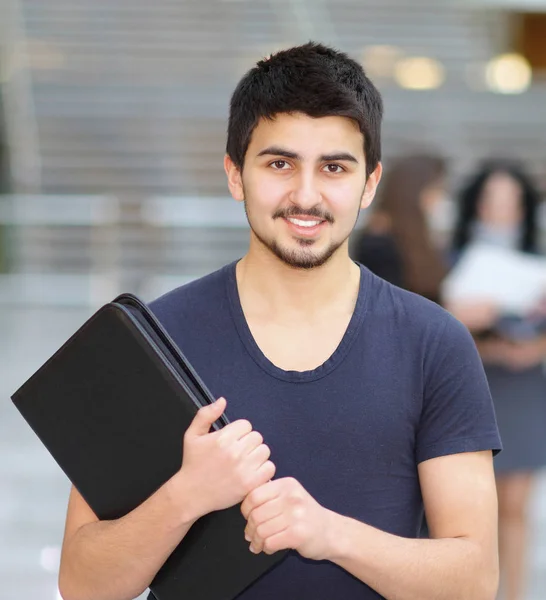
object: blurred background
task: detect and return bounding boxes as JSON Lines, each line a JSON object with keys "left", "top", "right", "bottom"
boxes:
{"left": 1, "top": 0, "right": 545, "bottom": 599}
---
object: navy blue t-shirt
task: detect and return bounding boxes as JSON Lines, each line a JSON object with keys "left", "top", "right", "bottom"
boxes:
{"left": 150, "top": 261, "right": 501, "bottom": 600}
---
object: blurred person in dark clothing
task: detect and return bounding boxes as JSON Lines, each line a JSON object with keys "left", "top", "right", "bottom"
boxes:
{"left": 448, "top": 161, "right": 546, "bottom": 600}
{"left": 351, "top": 154, "right": 448, "bottom": 303}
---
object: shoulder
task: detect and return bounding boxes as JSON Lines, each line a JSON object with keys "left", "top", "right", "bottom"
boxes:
{"left": 364, "top": 266, "right": 454, "bottom": 332}
{"left": 363, "top": 267, "right": 474, "bottom": 364}
{"left": 149, "top": 263, "right": 232, "bottom": 325}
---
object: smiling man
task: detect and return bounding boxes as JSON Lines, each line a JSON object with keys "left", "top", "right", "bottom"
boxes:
{"left": 59, "top": 43, "right": 501, "bottom": 600}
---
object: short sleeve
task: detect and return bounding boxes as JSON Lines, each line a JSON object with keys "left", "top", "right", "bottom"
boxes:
{"left": 416, "top": 315, "right": 502, "bottom": 464}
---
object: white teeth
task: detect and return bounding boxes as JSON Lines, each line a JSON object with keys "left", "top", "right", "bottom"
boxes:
{"left": 287, "top": 218, "right": 321, "bottom": 227}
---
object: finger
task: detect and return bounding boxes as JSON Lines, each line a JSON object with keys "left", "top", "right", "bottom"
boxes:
{"left": 260, "top": 529, "right": 293, "bottom": 555}
{"left": 247, "top": 497, "right": 283, "bottom": 528}
{"left": 244, "top": 443, "right": 271, "bottom": 468}
{"left": 238, "top": 430, "right": 264, "bottom": 455}
{"left": 246, "top": 460, "right": 276, "bottom": 495}
{"left": 217, "top": 418, "right": 253, "bottom": 443}
{"left": 249, "top": 514, "right": 288, "bottom": 553}
{"left": 245, "top": 498, "right": 284, "bottom": 540}
{"left": 241, "top": 476, "right": 279, "bottom": 519}
{"left": 186, "top": 397, "right": 227, "bottom": 437}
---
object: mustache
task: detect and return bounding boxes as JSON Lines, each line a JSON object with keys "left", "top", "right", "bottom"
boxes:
{"left": 272, "top": 206, "right": 334, "bottom": 224}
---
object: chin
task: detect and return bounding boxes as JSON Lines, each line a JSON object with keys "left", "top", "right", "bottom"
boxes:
{"left": 270, "top": 242, "right": 338, "bottom": 270}
{"left": 250, "top": 225, "right": 343, "bottom": 269}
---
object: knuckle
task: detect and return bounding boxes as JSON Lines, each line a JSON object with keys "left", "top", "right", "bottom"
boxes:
{"left": 263, "top": 538, "right": 276, "bottom": 554}
{"left": 228, "top": 445, "right": 241, "bottom": 461}
{"left": 290, "top": 493, "right": 303, "bottom": 507}
{"left": 215, "top": 433, "right": 228, "bottom": 449}
{"left": 292, "top": 506, "right": 306, "bottom": 521}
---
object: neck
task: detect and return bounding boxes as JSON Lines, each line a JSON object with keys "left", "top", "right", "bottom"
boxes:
{"left": 471, "top": 222, "right": 520, "bottom": 250}
{"left": 235, "top": 240, "right": 361, "bottom": 320}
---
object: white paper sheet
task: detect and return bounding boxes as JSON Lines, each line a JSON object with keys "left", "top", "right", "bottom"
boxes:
{"left": 441, "top": 242, "right": 546, "bottom": 314}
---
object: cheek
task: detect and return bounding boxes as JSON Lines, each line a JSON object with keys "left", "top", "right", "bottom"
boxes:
{"left": 245, "top": 174, "right": 284, "bottom": 211}
{"left": 327, "top": 186, "right": 363, "bottom": 216}
{"left": 504, "top": 201, "right": 524, "bottom": 225}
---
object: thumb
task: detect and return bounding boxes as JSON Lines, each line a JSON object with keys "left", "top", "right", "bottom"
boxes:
{"left": 187, "top": 397, "right": 227, "bottom": 437}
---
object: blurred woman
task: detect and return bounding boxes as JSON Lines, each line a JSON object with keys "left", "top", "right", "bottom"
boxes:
{"left": 449, "top": 161, "right": 546, "bottom": 600}
{"left": 352, "top": 154, "right": 448, "bottom": 302}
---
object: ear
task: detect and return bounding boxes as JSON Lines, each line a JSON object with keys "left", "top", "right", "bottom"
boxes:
{"left": 360, "top": 162, "right": 383, "bottom": 210}
{"left": 224, "top": 154, "right": 245, "bottom": 202}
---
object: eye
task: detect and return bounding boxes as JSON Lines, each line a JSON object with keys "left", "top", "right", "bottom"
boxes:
{"left": 270, "top": 160, "right": 290, "bottom": 170}
{"left": 323, "top": 164, "right": 344, "bottom": 174}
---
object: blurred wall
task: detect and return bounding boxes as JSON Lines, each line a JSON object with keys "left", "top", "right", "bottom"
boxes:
{"left": 1, "top": 0, "right": 544, "bottom": 197}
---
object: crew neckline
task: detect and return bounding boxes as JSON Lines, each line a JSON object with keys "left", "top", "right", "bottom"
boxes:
{"left": 225, "top": 260, "right": 369, "bottom": 382}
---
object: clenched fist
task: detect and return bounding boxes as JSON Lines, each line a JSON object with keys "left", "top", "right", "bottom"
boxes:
{"left": 172, "top": 397, "right": 275, "bottom": 522}
{"left": 242, "top": 477, "right": 338, "bottom": 561}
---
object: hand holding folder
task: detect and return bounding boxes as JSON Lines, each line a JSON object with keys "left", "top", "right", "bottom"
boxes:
{"left": 178, "top": 396, "right": 276, "bottom": 518}
{"left": 11, "top": 293, "right": 287, "bottom": 600}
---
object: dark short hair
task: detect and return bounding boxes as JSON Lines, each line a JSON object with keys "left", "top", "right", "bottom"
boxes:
{"left": 226, "top": 42, "right": 383, "bottom": 178}
{"left": 452, "top": 160, "right": 542, "bottom": 254}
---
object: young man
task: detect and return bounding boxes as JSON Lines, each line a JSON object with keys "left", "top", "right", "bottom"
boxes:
{"left": 59, "top": 43, "right": 501, "bottom": 600}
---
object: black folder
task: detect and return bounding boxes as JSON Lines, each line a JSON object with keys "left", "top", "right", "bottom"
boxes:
{"left": 11, "top": 293, "right": 286, "bottom": 600}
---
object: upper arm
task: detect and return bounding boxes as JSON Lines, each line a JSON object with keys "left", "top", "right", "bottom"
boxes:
{"left": 418, "top": 451, "right": 498, "bottom": 558}
{"left": 61, "top": 486, "right": 99, "bottom": 553}
{"left": 416, "top": 315, "right": 502, "bottom": 464}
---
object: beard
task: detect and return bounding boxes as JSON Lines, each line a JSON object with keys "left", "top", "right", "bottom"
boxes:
{"left": 243, "top": 198, "right": 357, "bottom": 270}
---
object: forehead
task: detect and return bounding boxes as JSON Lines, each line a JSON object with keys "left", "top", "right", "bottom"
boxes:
{"left": 482, "top": 172, "right": 522, "bottom": 200}
{"left": 247, "top": 112, "right": 365, "bottom": 157}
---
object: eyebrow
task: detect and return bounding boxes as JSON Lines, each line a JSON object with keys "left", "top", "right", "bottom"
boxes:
{"left": 256, "top": 146, "right": 359, "bottom": 164}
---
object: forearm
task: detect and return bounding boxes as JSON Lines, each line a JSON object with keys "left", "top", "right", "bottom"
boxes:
{"left": 59, "top": 476, "right": 198, "bottom": 600}
{"left": 327, "top": 514, "right": 497, "bottom": 600}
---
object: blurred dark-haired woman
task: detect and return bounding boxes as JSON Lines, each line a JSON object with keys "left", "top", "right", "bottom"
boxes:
{"left": 448, "top": 161, "right": 546, "bottom": 600}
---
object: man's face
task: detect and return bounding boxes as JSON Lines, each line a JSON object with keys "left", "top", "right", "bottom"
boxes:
{"left": 225, "top": 112, "right": 381, "bottom": 269}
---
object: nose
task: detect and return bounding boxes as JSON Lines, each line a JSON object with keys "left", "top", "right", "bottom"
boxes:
{"left": 288, "top": 170, "right": 321, "bottom": 210}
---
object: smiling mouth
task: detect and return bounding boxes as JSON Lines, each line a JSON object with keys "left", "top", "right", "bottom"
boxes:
{"left": 285, "top": 217, "right": 324, "bottom": 228}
